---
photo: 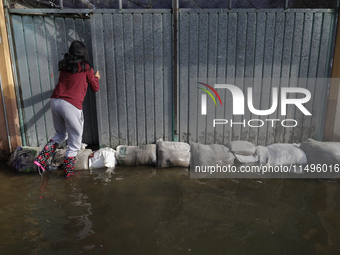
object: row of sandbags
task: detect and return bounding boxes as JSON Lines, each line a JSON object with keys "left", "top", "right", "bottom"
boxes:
{"left": 7, "top": 138, "right": 340, "bottom": 173}
{"left": 192, "top": 138, "right": 340, "bottom": 167}
{"left": 7, "top": 143, "right": 94, "bottom": 173}
{"left": 91, "top": 138, "right": 340, "bottom": 169}
{"left": 6, "top": 139, "right": 191, "bottom": 172}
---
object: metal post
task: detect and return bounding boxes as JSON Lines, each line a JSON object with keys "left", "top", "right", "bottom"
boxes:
{"left": 228, "top": 0, "right": 232, "bottom": 10}
{"left": 172, "top": 0, "right": 179, "bottom": 141}
{"left": 284, "top": 0, "right": 289, "bottom": 10}
{"left": 119, "top": 0, "right": 122, "bottom": 10}
{"left": 59, "top": 0, "right": 63, "bottom": 9}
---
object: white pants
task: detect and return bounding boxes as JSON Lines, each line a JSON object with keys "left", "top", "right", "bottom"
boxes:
{"left": 50, "top": 98, "right": 83, "bottom": 157}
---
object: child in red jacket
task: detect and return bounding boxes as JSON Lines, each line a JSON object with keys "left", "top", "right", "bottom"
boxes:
{"left": 34, "top": 40, "right": 100, "bottom": 179}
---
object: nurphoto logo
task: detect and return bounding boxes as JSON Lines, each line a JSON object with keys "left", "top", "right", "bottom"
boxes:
{"left": 198, "top": 82, "right": 312, "bottom": 128}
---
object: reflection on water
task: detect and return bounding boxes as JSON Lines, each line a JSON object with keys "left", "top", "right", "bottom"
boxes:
{"left": 0, "top": 161, "right": 340, "bottom": 254}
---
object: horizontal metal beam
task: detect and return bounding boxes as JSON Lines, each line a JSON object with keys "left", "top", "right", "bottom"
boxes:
{"left": 8, "top": 8, "right": 171, "bottom": 14}
{"left": 179, "top": 8, "right": 336, "bottom": 13}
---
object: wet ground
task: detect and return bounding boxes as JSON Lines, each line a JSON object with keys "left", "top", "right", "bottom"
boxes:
{"left": 1, "top": 161, "right": 340, "bottom": 255}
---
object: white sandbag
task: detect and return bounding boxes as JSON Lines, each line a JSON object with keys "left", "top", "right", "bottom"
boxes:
{"left": 226, "top": 141, "right": 256, "bottom": 156}
{"left": 266, "top": 143, "right": 307, "bottom": 165}
{"left": 255, "top": 146, "right": 269, "bottom": 165}
{"left": 301, "top": 138, "right": 340, "bottom": 165}
{"left": 52, "top": 143, "right": 91, "bottom": 170}
{"left": 116, "top": 144, "right": 157, "bottom": 166}
{"left": 190, "top": 142, "right": 234, "bottom": 167}
{"left": 89, "top": 148, "right": 118, "bottom": 169}
{"left": 157, "top": 139, "right": 190, "bottom": 168}
{"left": 7, "top": 146, "right": 40, "bottom": 173}
{"left": 74, "top": 149, "right": 93, "bottom": 170}
{"left": 234, "top": 154, "right": 259, "bottom": 164}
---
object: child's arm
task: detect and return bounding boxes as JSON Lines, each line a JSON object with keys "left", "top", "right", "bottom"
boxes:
{"left": 87, "top": 69, "right": 100, "bottom": 92}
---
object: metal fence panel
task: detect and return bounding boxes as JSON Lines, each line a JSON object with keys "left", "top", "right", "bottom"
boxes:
{"left": 10, "top": 15, "right": 98, "bottom": 147}
{"left": 91, "top": 11, "right": 173, "bottom": 148}
{"left": 178, "top": 9, "right": 337, "bottom": 145}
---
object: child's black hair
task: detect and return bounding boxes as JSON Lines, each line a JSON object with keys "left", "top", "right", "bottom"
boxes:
{"left": 58, "top": 41, "right": 92, "bottom": 74}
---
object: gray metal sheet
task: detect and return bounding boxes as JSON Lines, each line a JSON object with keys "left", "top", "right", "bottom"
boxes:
{"left": 268, "top": 12, "right": 284, "bottom": 144}
{"left": 178, "top": 9, "right": 337, "bottom": 145}
{"left": 133, "top": 14, "right": 146, "bottom": 145}
{"left": 123, "top": 14, "right": 137, "bottom": 146}
{"left": 197, "top": 13, "right": 209, "bottom": 144}
{"left": 23, "top": 15, "right": 47, "bottom": 147}
{"left": 84, "top": 18, "right": 98, "bottom": 145}
{"left": 233, "top": 12, "right": 246, "bottom": 142}
{"left": 163, "top": 13, "right": 173, "bottom": 142}
{"left": 154, "top": 14, "right": 164, "bottom": 143}
{"left": 34, "top": 16, "right": 54, "bottom": 142}
{"left": 302, "top": 13, "right": 323, "bottom": 142}
{"left": 314, "top": 13, "right": 335, "bottom": 140}
{"left": 144, "top": 14, "right": 155, "bottom": 145}
{"left": 91, "top": 12, "right": 173, "bottom": 147}
{"left": 259, "top": 13, "right": 275, "bottom": 146}
{"left": 188, "top": 13, "right": 199, "bottom": 144}
{"left": 206, "top": 13, "right": 218, "bottom": 145}
{"left": 215, "top": 13, "right": 228, "bottom": 144}
{"left": 226, "top": 13, "right": 237, "bottom": 143}
{"left": 102, "top": 13, "right": 118, "bottom": 148}
{"left": 242, "top": 13, "right": 256, "bottom": 142}
{"left": 11, "top": 15, "right": 98, "bottom": 146}
{"left": 113, "top": 13, "right": 128, "bottom": 145}
{"left": 178, "top": 12, "right": 189, "bottom": 143}
{"left": 11, "top": 15, "right": 38, "bottom": 146}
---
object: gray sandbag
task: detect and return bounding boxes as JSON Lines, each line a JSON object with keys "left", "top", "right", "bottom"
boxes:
{"left": 301, "top": 138, "right": 340, "bottom": 165}
{"left": 226, "top": 141, "right": 256, "bottom": 156}
{"left": 74, "top": 149, "right": 93, "bottom": 170}
{"left": 52, "top": 148, "right": 67, "bottom": 167}
{"left": 52, "top": 144, "right": 92, "bottom": 170}
{"left": 266, "top": 143, "right": 307, "bottom": 165}
{"left": 116, "top": 144, "right": 157, "bottom": 166}
{"left": 7, "top": 146, "right": 40, "bottom": 173}
{"left": 255, "top": 146, "right": 270, "bottom": 165}
{"left": 234, "top": 154, "right": 259, "bottom": 164}
{"left": 156, "top": 139, "right": 190, "bottom": 168}
{"left": 190, "top": 142, "right": 235, "bottom": 167}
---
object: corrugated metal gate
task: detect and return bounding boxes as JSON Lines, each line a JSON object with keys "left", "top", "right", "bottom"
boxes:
{"left": 10, "top": 14, "right": 98, "bottom": 147}
{"left": 178, "top": 8, "right": 337, "bottom": 145}
{"left": 91, "top": 10, "right": 173, "bottom": 148}
{"left": 7, "top": 2, "right": 339, "bottom": 148}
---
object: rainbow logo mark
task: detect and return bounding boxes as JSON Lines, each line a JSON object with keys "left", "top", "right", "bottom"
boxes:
{"left": 197, "top": 82, "right": 222, "bottom": 115}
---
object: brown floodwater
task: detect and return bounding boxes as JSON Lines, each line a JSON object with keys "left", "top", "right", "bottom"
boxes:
{"left": 0, "top": 161, "right": 340, "bottom": 255}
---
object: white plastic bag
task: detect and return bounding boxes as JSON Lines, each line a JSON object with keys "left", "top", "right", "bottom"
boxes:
{"left": 89, "top": 148, "right": 118, "bottom": 169}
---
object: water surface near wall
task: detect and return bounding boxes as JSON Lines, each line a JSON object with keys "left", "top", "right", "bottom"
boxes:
{"left": 0, "top": 162, "right": 340, "bottom": 254}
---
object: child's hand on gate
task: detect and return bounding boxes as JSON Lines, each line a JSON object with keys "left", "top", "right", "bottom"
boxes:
{"left": 95, "top": 71, "right": 100, "bottom": 79}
